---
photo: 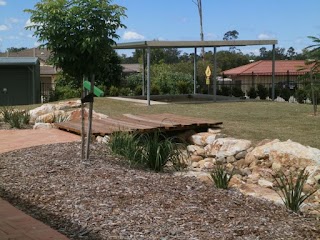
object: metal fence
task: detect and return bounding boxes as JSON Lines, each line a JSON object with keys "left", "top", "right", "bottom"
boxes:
{"left": 40, "top": 82, "right": 55, "bottom": 103}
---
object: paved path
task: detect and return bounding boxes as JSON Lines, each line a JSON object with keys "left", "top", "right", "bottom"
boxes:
{"left": 0, "top": 128, "right": 80, "bottom": 239}
{"left": 0, "top": 129, "right": 80, "bottom": 154}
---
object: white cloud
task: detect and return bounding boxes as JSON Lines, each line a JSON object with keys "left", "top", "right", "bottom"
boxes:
{"left": 257, "top": 33, "right": 276, "bottom": 40}
{"left": 34, "top": 41, "right": 41, "bottom": 47}
{"left": 0, "top": 25, "right": 8, "bottom": 31}
{"left": 0, "top": 0, "right": 6, "bottom": 6}
{"left": 25, "top": 19, "right": 35, "bottom": 28}
{"left": 8, "top": 18, "right": 19, "bottom": 23}
{"left": 123, "top": 31, "right": 145, "bottom": 40}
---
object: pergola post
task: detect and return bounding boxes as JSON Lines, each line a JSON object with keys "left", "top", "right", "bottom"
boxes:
{"left": 147, "top": 47, "right": 151, "bottom": 106}
{"left": 213, "top": 47, "right": 217, "bottom": 102}
{"left": 142, "top": 48, "right": 145, "bottom": 96}
{"left": 272, "top": 44, "right": 275, "bottom": 100}
{"left": 193, "top": 48, "right": 197, "bottom": 94}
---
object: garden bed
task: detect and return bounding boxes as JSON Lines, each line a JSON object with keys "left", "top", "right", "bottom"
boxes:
{"left": 0, "top": 142, "right": 319, "bottom": 239}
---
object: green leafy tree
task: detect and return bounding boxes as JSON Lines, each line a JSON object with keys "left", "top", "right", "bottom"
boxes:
{"left": 223, "top": 30, "right": 239, "bottom": 52}
{"left": 25, "top": 0, "right": 126, "bottom": 160}
{"left": 6, "top": 47, "right": 28, "bottom": 52}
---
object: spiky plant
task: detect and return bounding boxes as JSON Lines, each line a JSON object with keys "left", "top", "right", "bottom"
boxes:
{"left": 210, "top": 165, "right": 234, "bottom": 189}
{"left": 272, "top": 168, "right": 318, "bottom": 213}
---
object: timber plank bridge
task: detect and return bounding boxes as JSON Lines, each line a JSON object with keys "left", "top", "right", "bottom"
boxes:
{"left": 54, "top": 113, "right": 222, "bottom": 136}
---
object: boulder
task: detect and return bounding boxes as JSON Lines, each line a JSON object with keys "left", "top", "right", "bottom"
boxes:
{"left": 205, "top": 138, "right": 252, "bottom": 158}
{"left": 187, "top": 145, "right": 206, "bottom": 156}
{"left": 29, "top": 104, "right": 56, "bottom": 123}
{"left": 189, "top": 132, "right": 226, "bottom": 146}
{"left": 55, "top": 100, "right": 81, "bottom": 110}
{"left": 274, "top": 96, "right": 285, "bottom": 102}
{"left": 258, "top": 179, "right": 274, "bottom": 188}
{"left": 190, "top": 155, "right": 203, "bottom": 162}
{"left": 35, "top": 112, "right": 55, "bottom": 123}
{"left": 239, "top": 183, "right": 283, "bottom": 204}
{"left": 245, "top": 139, "right": 320, "bottom": 168}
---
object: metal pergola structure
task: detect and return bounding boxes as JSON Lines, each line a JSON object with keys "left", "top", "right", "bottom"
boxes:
{"left": 114, "top": 40, "right": 278, "bottom": 105}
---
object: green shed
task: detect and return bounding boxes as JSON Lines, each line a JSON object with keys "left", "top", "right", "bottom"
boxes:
{"left": 0, "top": 57, "right": 40, "bottom": 105}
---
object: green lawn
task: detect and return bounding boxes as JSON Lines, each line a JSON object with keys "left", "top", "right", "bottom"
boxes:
{"left": 93, "top": 98, "right": 320, "bottom": 149}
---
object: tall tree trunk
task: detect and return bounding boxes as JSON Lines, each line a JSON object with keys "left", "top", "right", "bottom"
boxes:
{"left": 310, "top": 71, "right": 317, "bottom": 116}
{"left": 85, "top": 74, "right": 95, "bottom": 160}
{"left": 81, "top": 76, "right": 86, "bottom": 160}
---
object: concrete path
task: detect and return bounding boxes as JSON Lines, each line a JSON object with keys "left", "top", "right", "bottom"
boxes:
{"left": 107, "top": 96, "right": 168, "bottom": 105}
{"left": 0, "top": 128, "right": 80, "bottom": 239}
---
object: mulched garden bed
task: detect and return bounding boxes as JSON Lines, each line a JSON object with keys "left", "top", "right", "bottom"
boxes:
{"left": 0, "top": 142, "right": 319, "bottom": 239}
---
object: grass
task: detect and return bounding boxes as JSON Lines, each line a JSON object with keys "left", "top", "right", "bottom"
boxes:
{"left": 0, "top": 106, "right": 30, "bottom": 129}
{"left": 12, "top": 97, "right": 320, "bottom": 149}
{"left": 92, "top": 98, "right": 320, "bottom": 149}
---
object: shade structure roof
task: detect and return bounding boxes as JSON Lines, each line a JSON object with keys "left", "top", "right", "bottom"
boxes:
{"left": 113, "top": 40, "right": 278, "bottom": 49}
{"left": 223, "top": 60, "right": 311, "bottom": 76}
{"left": 0, "top": 57, "right": 39, "bottom": 66}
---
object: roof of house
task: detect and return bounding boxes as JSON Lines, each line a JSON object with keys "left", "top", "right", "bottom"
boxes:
{"left": 223, "top": 60, "right": 311, "bottom": 76}
{"left": 0, "top": 48, "right": 51, "bottom": 62}
{"left": 0, "top": 57, "right": 39, "bottom": 65}
{"left": 40, "top": 65, "right": 59, "bottom": 75}
{"left": 121, "top": 64, "right": 141, "bottom": 73}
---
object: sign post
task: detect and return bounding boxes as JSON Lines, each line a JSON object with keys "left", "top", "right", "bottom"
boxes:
{"left": 205, "top": 65, "right": 211, "bottom": 94}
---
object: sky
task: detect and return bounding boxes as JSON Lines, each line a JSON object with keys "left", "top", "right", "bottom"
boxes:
{"left": 0, "top": 0, "right": 320, "bottom": 56}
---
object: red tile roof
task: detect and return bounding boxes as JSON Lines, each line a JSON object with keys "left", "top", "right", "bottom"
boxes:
{"left": 223, "top": 60, "right": 311, "bottom": 76}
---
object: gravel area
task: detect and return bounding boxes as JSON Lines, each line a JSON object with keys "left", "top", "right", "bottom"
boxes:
{"left": 0, "top": 142, "right": 319, "bottom": 240}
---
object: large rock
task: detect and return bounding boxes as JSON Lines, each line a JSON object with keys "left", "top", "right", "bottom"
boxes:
{"left": 245, "top": 139, "right": 320, "bottom": 168}
{"left": 204, "top": 138, "right": 252, "bottom": 158}
{"left": 238, "top": 183, "right": 283, "bottom": 204}
{"left": 29, "top": 104, "right": 56, "bottom": 123}
{"left": 29, "top": 100, "right": 82, "bottom": 123}
{"left": 189, "top": 132, "right": 226, "bottom": 146}
{"left": 35, "top": 110, "right": 67, "bottom": 123}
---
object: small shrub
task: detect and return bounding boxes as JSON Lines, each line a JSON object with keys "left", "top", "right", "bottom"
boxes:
{"left": 109, "top": 86, "right": 119, "bottom": 96}
{"left": 176, "top": 80, "right": 191, "bottom": 94}
{"left": 280, "top": 88, "right": 291, "bottom": 101}
{"left": 295, "top": 88, "right": 307, "bottom": 103}
{"left": 134, "top": 85, "right": 142, "bottom": 95}
{"left": 257, "top": 84, "right": 268, "bottom": 100}
{"left": 221, "top": 86, "right": 231, "bottom": 96}
{"left": 119, "top": 87, "right": 131, "bottom": 96}
{"left": 151, "top": 85, "right": 160, "bottom": 95}
{"left": 210, "top": 165, "right": 234, "bottom": 189}
{"left": 6, "top": 110, "right": 30, "bottom": 129}
{"left": 247, "top": 87, "right": 257, "bottom": 99}
{"left": 231, "top": 86, "right": 244, "bottom": 97}
{"left": 272, "top": 168, "right": 318, "bottom": 213}
{"left": 0, "top": 106, "right": 13, "bottom": 122}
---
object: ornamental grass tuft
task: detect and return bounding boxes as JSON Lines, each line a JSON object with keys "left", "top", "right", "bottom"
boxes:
{"left": 272, "top": 168, "right": 318, "bottom": 213}
{"left": 210, "top": 165, "right": 234, "bottom": 189}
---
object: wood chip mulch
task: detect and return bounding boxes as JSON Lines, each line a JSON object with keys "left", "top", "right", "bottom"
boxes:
{"left": 0, "top": 142, "right": 319, "bottom": 240}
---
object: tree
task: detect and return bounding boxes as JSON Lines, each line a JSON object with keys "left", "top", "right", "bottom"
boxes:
{"left": 25, "top": 0, "right": 126, "bottom": 160}
{"left": 223, "top": 30, "right": 239, "bottom": 52}
{"left": 193, "top": 0, "right": 204, "bottom": 58}
{"left": 286, "top": 47, "right": 297, "bottom": 60}
{"left": 304, "top": 35, "right": 320, "bottom": 115}
{"left": 7, "top": 47, "right": 28, "bottom": 52}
